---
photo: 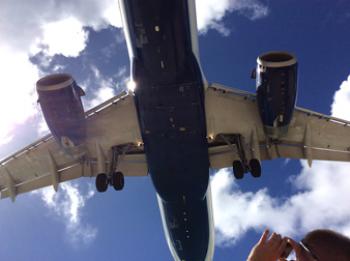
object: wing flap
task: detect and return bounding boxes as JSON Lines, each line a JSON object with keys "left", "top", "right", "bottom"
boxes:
{"left": 0, "top": 152, "right": 148, "bottom": 201}
{"left": 260, "top": 143, "right": 350, "bottom": 162}
{"left": 282, "top": 108, "right": 350, "bottom": 153}
{"left": 0, "top": 137, "right": 72, "bottom": 190}
{"left": 0, "top": 161, "right": 84, "bottom": 200}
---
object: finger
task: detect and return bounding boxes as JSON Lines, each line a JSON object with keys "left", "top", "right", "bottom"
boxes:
{"left": 287, "top": 238, "right": 303, "bottom": 257}
{"left": 269, "top": 233, "right": 282, "bottom": 247}
{"left": 258, "top": 229, "right": 270, "bottom": 245}
{"left": 273, "top": 233, "right": 282, "bottom": 240}
{"left": 277, "top": 238, "right": 288, "bottom": 254}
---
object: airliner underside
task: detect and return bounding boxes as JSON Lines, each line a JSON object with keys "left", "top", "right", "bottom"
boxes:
{"left": 2, "top": 1, "right": 350, "bottom": 261}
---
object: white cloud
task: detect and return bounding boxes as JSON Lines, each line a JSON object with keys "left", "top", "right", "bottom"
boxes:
{"left": 40, "top": 17, "right": 89, "bottom": 57}
{"left": 89, "top": 86, "right": 116, "bottom": 108}
{"left": 212, "top": 74, "right": 350, "bottom": 246}
{"left": 0, "top": 0, "right": 123, "bottom": 145}
{"left": 331, "top": 75, "right": 350, "bottom": 120}
{"left": 33, "top": 182, "right": 97, "bottom": 246}
{"left": 1, "top": 0, "right": 122, "bottom": 56}
{"left": 86, "top": 65, "right": 128, "bottom": 108}
{"left": 37, "top": 117, "right": 50, "bottom": 136}
{"left": 212, "top": 169, "right": 295, "bottom": 245}
{"left": 0, "top": 47, "right": 39, "bottom": 145}
{"left": 195, "top": 0, "right": 269, "bottom": 35}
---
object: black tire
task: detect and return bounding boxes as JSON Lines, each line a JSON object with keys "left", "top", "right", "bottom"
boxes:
{"left": 232, "top": 160, "right": 244, "bottom": 179}
{"left": 249, "top": 159, "right": 262, "bottom": 178}
{"left": 96, "top": 173, "right": 108, "bottom": 192}
{"left": 112, "top": 171, "right": 124, "bottom": 191}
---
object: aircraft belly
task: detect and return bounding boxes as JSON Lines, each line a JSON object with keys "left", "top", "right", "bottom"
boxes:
{"left": 124, "top": 0, "right": 196, "bottom": 84}
{"left": 122, "top": 0, "right": 212, "bottom": 260}
{"left": 159, "top": 195, "right": 210, "bottom": 261}
{"left": 127, "top": 0, "right": 209, "bottom": 201}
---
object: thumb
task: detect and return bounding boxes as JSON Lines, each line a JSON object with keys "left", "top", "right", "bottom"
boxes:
{"left": 258, "top": 229, "right": 270, "bottom": 245}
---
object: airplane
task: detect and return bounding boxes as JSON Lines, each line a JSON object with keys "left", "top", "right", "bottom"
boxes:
{"left": 1, "top": 0, "right": 350, "bottom": 260}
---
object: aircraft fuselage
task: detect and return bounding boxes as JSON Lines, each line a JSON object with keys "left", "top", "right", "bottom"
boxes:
{"left": 119, "top": 0, "right": 215, "bottom": 260}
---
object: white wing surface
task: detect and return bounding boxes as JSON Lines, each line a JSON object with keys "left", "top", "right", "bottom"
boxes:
{"left": 2, "top": 83, "right": 350, "bottom": 201}
{"left": 0, "top": 91, "right": 147, "bottom": 201}
{"left": 206, "top": 83, "right": 350, "bottom": 169}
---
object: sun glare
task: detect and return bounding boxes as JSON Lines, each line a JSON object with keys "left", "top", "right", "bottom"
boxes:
{"left": 127, "top": 80, "right": 137, "bottom": 92}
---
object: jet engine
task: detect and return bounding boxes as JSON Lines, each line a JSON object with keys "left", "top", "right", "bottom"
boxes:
{"left": 254, "top": 51, "right": 298, "bottom": 138}
{"left": 36, "top": 74, "right": 86, "bottom": 154}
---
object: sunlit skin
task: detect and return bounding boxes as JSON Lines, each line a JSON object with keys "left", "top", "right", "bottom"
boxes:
{"left": 248, "top": 230, "right": 350, "bottom": 261}
{"left": 247, "top": 230, "right": 288, "bottom": 261}
{"left": 282, "top": 238, "right": 318, "bottom": 261}
{"left": 247, "top": 230, "right": 317, "bottom": 261}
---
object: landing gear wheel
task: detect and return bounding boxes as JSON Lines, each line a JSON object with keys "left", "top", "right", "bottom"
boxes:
{"left": 249, "top": 159, "right": 261, "bottom": 178}
{"left": 111, "top": 171, "right": 124, "bottom": 191}
{"left": 232, "top": 160, "right": 244, "bottom": 179}
{"left": 96, "top": 173, "right": 108, "bottom": 192}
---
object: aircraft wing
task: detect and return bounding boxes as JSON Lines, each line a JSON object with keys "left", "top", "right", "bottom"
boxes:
{"left": 2, "top": 82, "right": 349, "bottom": 200}
{"left": 0, "top": 91, "right": 147, "bottom": 201}
{"left": 207, "top": 83, "right": 350, "bottom": 169}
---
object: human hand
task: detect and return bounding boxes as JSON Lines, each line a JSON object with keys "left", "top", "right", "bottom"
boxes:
{"left": 279, "top": 238, "right": 317, "bottom": 261}
{"left": 247, "top": 229, "right": 288, "bottom": 261}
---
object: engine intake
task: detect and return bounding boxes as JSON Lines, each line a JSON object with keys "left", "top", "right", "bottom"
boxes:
{"left": 36, "top": 74, "right": 86, "bottom": 154}
{"left": 255, "top": 51, "right": 298, "bottom": 138}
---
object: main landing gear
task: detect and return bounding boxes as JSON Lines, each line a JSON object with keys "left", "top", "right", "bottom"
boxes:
{"left": 249, "top": 158, "right": 261, "bottom": 178}
{"left": 95, "top": 145, "right": 126, "bottom": 192}
{"left": 232, "top": 159, "right": 261, "bottom": 179}
{"left": 96, "top": 171, "right": 124, "bottom": 192}
{"left": 232, "top": 160, "right": 244, "bottom": 179}
{"left": 219, "top": 134, "right": 262, "bottom": 179}
{"left": 232, "top": 156, "right": 261, "bottom": 179}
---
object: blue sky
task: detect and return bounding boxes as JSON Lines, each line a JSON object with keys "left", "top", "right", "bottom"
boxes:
{"left": 1, "top": 1, "right": 350, "bottom": 260}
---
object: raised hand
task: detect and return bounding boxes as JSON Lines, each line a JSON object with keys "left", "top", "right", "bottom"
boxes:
{"left": 247, "top": 229, "right": 288, "bottom": 261}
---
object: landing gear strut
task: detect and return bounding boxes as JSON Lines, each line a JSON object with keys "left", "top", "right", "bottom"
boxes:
{"left": 95, "top": 144, "right": 129, "bottom": 192}
{"left": 218, "top": 134, "right": 262, "bottom": 180}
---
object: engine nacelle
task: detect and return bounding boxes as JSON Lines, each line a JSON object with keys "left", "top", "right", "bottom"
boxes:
{"left": 255, "top": 51, "right": 298, "bottom": 138}
{"left": 36, "top": 74, "right": 86, "bottom": 154}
